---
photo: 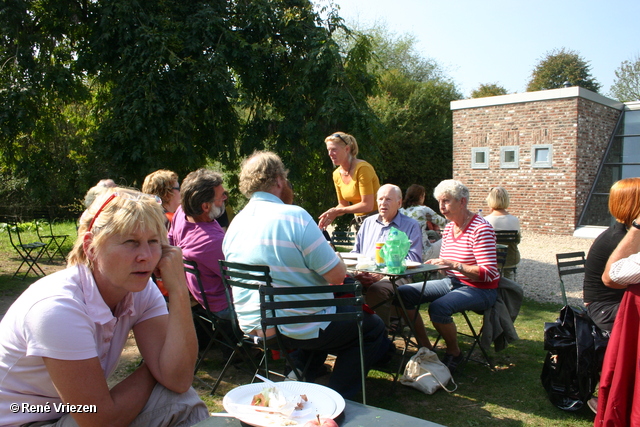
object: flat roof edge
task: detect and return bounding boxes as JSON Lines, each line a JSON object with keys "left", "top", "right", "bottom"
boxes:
{"left": 451, "top": 87, "right": 624, "bottom": 111}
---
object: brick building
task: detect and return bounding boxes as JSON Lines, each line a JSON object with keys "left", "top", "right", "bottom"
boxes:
{"left": 450, "top": 87, "right": 628, "bottom": 236}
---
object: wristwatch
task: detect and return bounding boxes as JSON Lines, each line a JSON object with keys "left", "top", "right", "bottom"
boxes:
{"left": 633, "top": 220, "right": 640, "bottom": 230}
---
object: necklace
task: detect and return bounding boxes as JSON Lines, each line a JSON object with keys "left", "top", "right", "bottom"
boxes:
{"left": 455, "top": 211, "right": 473, "bottom": 234}
{"left": 340, "top": 158, "right": 353, "bottom": 176}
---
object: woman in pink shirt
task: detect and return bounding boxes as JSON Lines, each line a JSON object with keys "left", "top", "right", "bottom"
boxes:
{"left": 397, "top": 179, "right": 500, "bottom": 374}
{"left": 0, "top": 188, "right": 208, "bottom": 426}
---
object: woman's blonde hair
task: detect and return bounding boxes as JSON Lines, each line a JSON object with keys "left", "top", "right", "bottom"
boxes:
{"left": 486, "top": 187, "right": 510, "bottom": 210}
{"left": 142, "top": 169, "right": 178, "bottom": 206}
{"left": 68, "top": 187, "right": 168, "bottom": 267}
{"left": 324, "top": 132, "right": 359, "bottom": 158}
{"left": 609, "top": 178, "right": 640, "bottom": 226}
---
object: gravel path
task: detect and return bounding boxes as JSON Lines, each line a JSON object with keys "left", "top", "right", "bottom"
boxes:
{"left": 516, "top": 231, "right": 593, "bottom": 306}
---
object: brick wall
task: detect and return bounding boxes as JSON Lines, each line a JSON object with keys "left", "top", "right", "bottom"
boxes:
{"left": 452, "top": 95, "right": 620, "bottom": 235}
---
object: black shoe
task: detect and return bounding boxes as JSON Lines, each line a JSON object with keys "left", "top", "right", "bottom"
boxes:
{"left": 442, "top": 352, "right": 465, "bottom": 374}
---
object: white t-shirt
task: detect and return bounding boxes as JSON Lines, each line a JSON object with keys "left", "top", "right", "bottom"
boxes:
{"left": 485, "top": 213, "right": 520, "bottom": 231}
{"left": 0, "top": 265, "right": 167, "bottom": 426}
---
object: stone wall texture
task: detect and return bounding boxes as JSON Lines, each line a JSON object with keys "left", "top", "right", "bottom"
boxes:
{"left": 452, "top": 97, "right": 620, "bottom": 235}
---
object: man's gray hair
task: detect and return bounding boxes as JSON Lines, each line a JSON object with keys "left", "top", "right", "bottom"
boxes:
{"left": 181, "top": 169, "right": 223, "bottom": 216}
{"left": 433, "top": 179, "right": 469, "bottom": 202}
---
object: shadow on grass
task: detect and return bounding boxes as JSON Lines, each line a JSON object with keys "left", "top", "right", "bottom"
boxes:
{"left": 193, "top": 298, "right": 597, "bottom": 427}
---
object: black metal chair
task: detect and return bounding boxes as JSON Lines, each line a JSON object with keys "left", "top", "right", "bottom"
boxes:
{"left": 219, "top": 260, "right": 368, "bottom": 404}
{"left": 184, "top": 259, "right": 261, "bottom": 395}
{"left": 330, "top": 228, "right": 355, "bottom": 249}
{"left": 495, "top": 230, "right": 520, "bottom": 280}
{"left": 555, "top": 252, "right": 586, "bottom": 307}
{"left": 33, "top": 209, "right": 70, "bottom": 262}
{"left": 2, "top": 215, "right": 47, "bottom": 280}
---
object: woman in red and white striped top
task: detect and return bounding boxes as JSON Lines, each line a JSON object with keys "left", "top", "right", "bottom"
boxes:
{"left": 397, "top": 179, "right": 499, "bottom": 373}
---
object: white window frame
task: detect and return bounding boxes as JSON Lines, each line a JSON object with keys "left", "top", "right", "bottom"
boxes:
{"left": 532, "top": 144, "right": 553, "bottom": 168}
{"left": 500, "top": 146, "right": 519, "bottom": 169}
{"left": 471, "top": 147, "right": 489, "bottom": 169}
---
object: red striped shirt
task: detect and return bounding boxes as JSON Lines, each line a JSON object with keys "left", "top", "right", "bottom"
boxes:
{"left": 440, "top": 214, "right": 499, "bottom": 289}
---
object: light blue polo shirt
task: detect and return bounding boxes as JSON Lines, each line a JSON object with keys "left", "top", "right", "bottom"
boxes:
{"left": 222, "top": 192, "right": 341, "bottom": 340}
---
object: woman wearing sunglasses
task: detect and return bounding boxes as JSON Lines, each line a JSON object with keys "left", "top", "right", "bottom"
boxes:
{"left": 319, "top": 131, "right": 381, "bottom": 230}
{"left": 0, "top": 188, "right": 208, "bottom": 426}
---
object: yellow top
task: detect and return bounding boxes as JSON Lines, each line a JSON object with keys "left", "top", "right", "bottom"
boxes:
{"left": 332, "top": 161, "right": 380, "bottom": 216}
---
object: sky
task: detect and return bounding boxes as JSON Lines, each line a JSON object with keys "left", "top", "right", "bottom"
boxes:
{"left": 329, "top": 0, "right": 640, "bottom": 98}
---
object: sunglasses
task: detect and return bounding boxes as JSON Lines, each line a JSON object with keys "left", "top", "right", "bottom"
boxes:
{"left": 88, "top": 192, "right": 162, "bottom": 231}
{"left": 332, "top": 133, "right": 348, "bottom": 145}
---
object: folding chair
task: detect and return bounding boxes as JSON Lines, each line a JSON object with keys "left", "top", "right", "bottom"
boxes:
{"left": 33, "top": 209, "right": 70, "bottom": 262}
{"left": 495, "top": 230, "right": 520, "bottom": 280}
{"left": 219, "top": 260, "right": 367, "bottom": 404}
{"left": 496, "top": 244, "right": 508, "bottom": 275}
{"left": 555, "top": 252, "right": 586, "bottom": 307}
{"left": 330, "top": 227, "right": 355, "bottom": 249}
{"left": 184, "top": 259, "right": 261, "bottom": 395}
{"left": 2, "top": 215, "right": 47, "bottom": 280}
{"left": 432, "top": 247, "right": 510, "bottom": 371}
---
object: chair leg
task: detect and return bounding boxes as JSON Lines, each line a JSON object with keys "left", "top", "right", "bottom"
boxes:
{"left": 13, "top": 246, "right": 46, "bottom": 280}
{"left": 461, "top": 312, "right": 493, "bottom": 369}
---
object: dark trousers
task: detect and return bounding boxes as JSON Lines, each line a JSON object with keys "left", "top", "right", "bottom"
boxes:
{"left": 280, "top": 305, "right": 388, "bottom": 400}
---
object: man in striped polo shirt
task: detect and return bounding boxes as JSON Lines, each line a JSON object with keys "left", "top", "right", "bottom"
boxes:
{"left": 222, "top": 151, "right": 390, "bottom": 400}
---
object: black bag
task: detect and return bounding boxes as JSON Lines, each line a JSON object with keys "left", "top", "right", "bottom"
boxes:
{"left": 540, "top": 305, "right": 608, "bottom": 411}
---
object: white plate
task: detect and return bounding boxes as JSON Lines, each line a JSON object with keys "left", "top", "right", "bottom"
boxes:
{"left": 406, "top": 261, "right": 422, "bottom": 268}
{"left": 223, "top": 382, "right": 345, "bottom": 427}
{"left": 343, "top": 259, "right": 358, "bottom": 267}
{"left": 337, "top": 252, "right": 359, "bottom": 259}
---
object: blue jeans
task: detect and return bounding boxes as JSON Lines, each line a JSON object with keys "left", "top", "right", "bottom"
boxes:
{"left": 397, "top": 277, "right": 497, "bottom": 324}
{"left": 279, "top": 305, "right": 389, "bottom": 400}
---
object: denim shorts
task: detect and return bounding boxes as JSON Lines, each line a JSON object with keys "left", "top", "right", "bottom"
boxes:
{"left": 396, "top": 276, "right": 497, "bottom": 324}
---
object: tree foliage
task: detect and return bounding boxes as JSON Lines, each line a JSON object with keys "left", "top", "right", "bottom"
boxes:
{"left": 0, "top": 0, "right": 380, "bottom": 216}
{"left": 610, "top": 55, "right": 640, "bottom": 102}
{"left": 470, "top": 83, "right": 508, "bottom": 98}
{"left": 526, "top": 48, "right": 600, "bottom": 93}
{"left": 359, "top": 26, "right": 462, "bottom": 201}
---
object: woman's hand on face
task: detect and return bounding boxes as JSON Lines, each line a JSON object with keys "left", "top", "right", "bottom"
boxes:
{"left": 154, "top": 245, "right": 187, "bottom": 294}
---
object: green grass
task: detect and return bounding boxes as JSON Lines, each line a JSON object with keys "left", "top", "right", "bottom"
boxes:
{"left": 0, "top": 220, "right": 76, "bottom": 294}
{"left": 0, "top": 227, "right": 596, "bottom": 426}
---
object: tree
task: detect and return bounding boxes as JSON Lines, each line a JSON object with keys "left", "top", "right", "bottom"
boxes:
{"left": 526, "top": 48, "right": 600, "bottom": 93}
{"left": 0, "top": 0, "right": 380, "bottom": 216}
{"left": 470, "top": 83, "right": 508, "bottom": 98}
{"left": 610, "top": 55, "right": 640, "bottom": 102}
{"left": 352, "top": 25, "right": 462, "bottom": 200}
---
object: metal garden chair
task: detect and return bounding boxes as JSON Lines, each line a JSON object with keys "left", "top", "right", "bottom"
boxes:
{"left": 219, "top": 260, "right": 367, "bottom": 404}
{"left": 555, "top": 251, "right": 586, "bottom": 307}
{"left": 2, "top": 215, "right": 47, "bottom": 280}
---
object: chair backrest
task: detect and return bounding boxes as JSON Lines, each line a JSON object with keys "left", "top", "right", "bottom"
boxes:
{"left": 331, "top": 228, "right": 355, "bottom": 248}
{"left": 495, "top": 230, "right": 520, "bottom": 244}
{"left": 219, "top": 259, "right": 367, "bottom": 403}
{"left": 555, "top": 252, "right": 586, "bottom": 306}
{"left": 183, "top": 259, "right": 208, "bottom": 311}
{"left": 2, "top": 215, "right": 28, "bottom": 249}
{"left": 218, "top": 260, "right": 273, "bottom": 344}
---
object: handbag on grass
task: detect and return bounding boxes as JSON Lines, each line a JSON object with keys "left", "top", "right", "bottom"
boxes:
{"left": 400, "top": 347, "right": 457, "bottom": 395}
